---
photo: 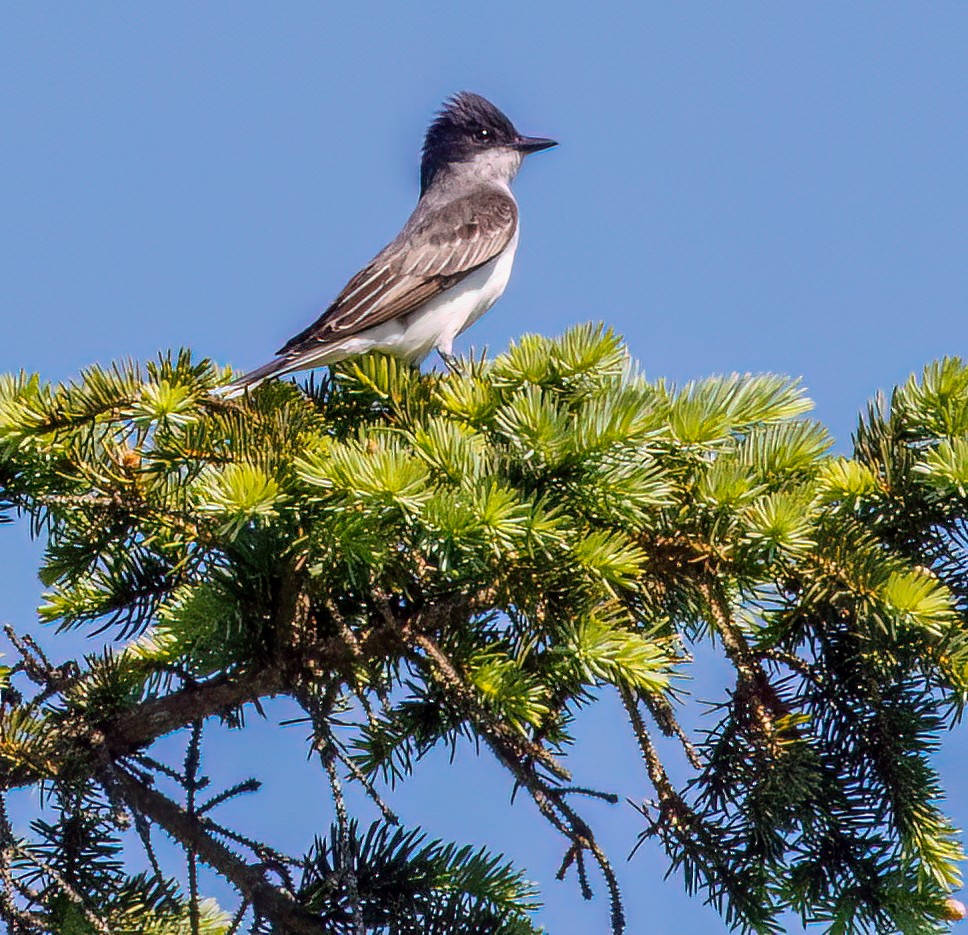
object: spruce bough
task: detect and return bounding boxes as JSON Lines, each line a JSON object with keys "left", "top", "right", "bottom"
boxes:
{"left": 1, "top": 325, "right": 966, "bottom": 933}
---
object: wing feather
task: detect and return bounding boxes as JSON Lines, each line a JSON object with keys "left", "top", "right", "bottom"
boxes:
{"left": 277, "top": 188, "right": 517, "bottom": 356}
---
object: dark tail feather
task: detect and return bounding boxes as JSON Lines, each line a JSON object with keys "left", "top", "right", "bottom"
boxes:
{"left": 217, "top": 356, "right": 294, "bottom": 398}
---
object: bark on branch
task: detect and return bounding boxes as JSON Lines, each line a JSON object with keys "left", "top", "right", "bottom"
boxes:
{"left": 1, "top": 602, "right": 422, "bottom": 792}
{"left": 107, "top": 765, "right": 325, "bottom": 935}
{"left": 2, "top": 665, "right": 286, "bottom": 791}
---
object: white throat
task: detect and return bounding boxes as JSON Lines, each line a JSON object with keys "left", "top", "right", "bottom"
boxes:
{"left": 432, "top": 147, "right": 524, "bottom": 194}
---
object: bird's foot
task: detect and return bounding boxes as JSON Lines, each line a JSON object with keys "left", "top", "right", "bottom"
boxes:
{"left": 438, "top": 350, "right": 462, "bottom": 375}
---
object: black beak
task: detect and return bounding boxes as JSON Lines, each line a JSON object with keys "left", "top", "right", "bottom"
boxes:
{"left": 514, "top": 135, "right": 558, "bottom": 154}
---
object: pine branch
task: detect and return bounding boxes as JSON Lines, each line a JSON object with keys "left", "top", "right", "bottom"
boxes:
{"left": 8, "top": 840, "right": 113, "bottom": 934}
{"left": 700, "top": 578, "right": 783, "bottom": 756}
{"left": 404, "top": 630, "right": 625, "bottom": 933}
{"left": 2, "top": 663, "right": 286, "bottom": 790}
{"left": 105, "top": 764, "right": 326, "bottom": 935}
{"left": 4, "top": 336, "right": 968, "bottom": 933}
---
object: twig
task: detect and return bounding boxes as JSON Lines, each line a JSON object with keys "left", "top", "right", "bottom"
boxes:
{"left": 409, "top": 631, "right": 571, "bottom": 782}
{"left": 323, "top": 745, "right": 364, "bottom": 935}
{"left": 619, "top": 686, "right": 682, "bottom": 816}
{"left": 620, "top": 684, "right": 731, "bottom": 891}
{"left": 298, "top": 683, "right": 367, "bottom": 935}
{"left": 331, "top": 737, "right": 399, "bottom": 825}
{"left": 105, "top": 765, "right": 325, "bottom": 935}
{"left": 549, "top": 786, "right": 619, "bottom": 804}
{"left": 758, "top": 647, "right": 820, "bottom": 683}
{"left": 184, "top": 721, "right": 203, "bottom": 935}
{"left": 0, "top": 794, "right": 47, "bottom": 933}
{"left": 9, "top": 842, "right": 112, "bottom": 934}
{"left": 403, "top": 629, "right": 625, "bottom": 933}
{"left": 699, "top": 579, "right": 780, "bottom": 753}
{"left": 226, "top": 898, "right": 249, "bottom": 935}
{"left": 640, "top": 692, "right": 703, "bottom": 770}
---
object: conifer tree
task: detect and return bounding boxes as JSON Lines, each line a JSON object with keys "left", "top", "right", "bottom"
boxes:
{"left": 1, "top": 325, "right": 967, "bottom": 933}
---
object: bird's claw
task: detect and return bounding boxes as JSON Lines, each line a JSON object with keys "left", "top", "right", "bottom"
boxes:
{"left": 438, "top": 350, "right": 462, "bottom": 375}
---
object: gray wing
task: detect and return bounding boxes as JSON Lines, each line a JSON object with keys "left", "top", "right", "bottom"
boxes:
{"left": 277, "top": 188, "right": 517, "bottom": 356}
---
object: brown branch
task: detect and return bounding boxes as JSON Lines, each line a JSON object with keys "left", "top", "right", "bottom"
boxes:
{"left": 2, "top": 594, "right": 413, "bottom": 792}
{"left": 403, "top": 629, "right": 626, "bottom": 933}
{"left": 620, "top": 686, "right": 687, "bottom": 821}
{"left": 0, "top": 795, "right": 46, "bottom": 933}
{"left": 8, "top": 842, "right": 111, "bottom": 935}
{"left": 698, "top": 578, "right": 782, "bottom": 754}
{"left": 3, "top": 625, "right": 76, "bottom": 693}
{"left": 297, "top": 685, "right": 398, "bottom": 825}
{"left": 758, "top": 647, "right": 820, "bottom": 683}
{"left": 227, "top": 898, "right": 249, "bottom": 935}
{"left": 409, "top": 631, "right": 571, "bottom": 782}
{"left": 619, "top": 688, "right": 740, "bottom": 889}
{"left": 1, "top": 665, "right": 286, "bottom": 791}
{"left": 640, "top": 692, "right": 703, "bottom": 770}
{"left": 108, "top": 667, "right": 285, "bottom": 758}
{"left": 107, "top": 765, "right": 325, "bottom": 935}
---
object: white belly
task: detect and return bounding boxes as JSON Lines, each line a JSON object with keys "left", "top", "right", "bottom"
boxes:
{"left": 396, "top": 226, "right": 520, "bottom": 360}
{"left": 300, "top": 229, "right": 518, "bottom": 367}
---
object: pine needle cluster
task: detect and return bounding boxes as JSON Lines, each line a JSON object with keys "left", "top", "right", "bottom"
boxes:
{"left": 1, "top": 326, "right": 966, "bottom": 933}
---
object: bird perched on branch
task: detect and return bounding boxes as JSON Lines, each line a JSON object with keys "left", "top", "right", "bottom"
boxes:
{"left": 227, "top": 92, "right": 556, "bottom": 392}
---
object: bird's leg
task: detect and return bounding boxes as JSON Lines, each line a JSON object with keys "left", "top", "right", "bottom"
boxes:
{"left": 438, "top": 349, "right": 462, "bottom": 375}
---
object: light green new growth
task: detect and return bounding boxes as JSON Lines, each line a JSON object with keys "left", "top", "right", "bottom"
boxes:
{"left": 1, "top": 328, "right": 967, "bottom": 934}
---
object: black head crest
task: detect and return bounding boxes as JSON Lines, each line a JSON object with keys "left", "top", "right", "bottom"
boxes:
{"left": 420, "top": 92, "right": 519, "bottom": 194}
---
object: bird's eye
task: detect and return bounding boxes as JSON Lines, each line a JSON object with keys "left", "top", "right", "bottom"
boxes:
{"left": 473, "top": 127, "right": 492, "bottom": 143}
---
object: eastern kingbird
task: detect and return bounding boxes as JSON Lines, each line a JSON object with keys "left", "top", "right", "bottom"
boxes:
{"left": 227, "top": 92, "right": 555, "bottom": 390}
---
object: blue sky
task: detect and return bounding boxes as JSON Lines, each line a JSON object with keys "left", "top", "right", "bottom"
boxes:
{"left": 2, "top": 4, "right": 968, "bottom": 932}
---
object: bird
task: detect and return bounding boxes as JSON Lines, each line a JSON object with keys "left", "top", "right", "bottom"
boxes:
{"left": 226, "top": 92, "right": 556, "bottom": 392}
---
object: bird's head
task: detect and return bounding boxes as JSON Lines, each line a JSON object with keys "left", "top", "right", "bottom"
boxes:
{"left": 420, "top": 92, "right": 556, "bottom": 195}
